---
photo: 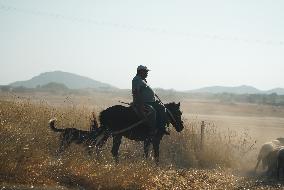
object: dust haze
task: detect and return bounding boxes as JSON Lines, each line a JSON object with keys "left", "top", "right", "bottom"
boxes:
{"left": 1, "top": 89, "right": 284, "bottom": 189}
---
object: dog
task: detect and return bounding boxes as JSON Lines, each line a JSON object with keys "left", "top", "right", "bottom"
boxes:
{"left": 48, "top": 112, "right": 99, "bottom": 155}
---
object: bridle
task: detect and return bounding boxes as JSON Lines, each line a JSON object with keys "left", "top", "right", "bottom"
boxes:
{"left": 166, "top": 108, "right": 178, "bottom": 127}
{"left": 154, "top": 94, "right": 178, "bottom": 127}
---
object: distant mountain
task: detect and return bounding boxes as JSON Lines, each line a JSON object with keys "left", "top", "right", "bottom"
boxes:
{"left": 266, "top": 88, "right": 284, "bottom": 95}
{"left": 188, "top": 85, "right": 284, "bottom": 95}
{"left": 9, "top": 71, "right": 117, "bottom": 90}
{"left": 40, "top": 82, "right": 69, "bottom": 91}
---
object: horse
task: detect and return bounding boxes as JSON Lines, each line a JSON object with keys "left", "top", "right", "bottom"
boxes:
{"left": 94, "top": 102, "right": 184, "bottom": 164}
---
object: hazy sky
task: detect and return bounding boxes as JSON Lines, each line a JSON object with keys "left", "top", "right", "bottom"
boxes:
{"left": 0, "top": 0, "right": 283, "bottom": 91}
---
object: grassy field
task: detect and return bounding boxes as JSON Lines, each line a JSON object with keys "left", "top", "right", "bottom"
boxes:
{"left": 1, "top": 91, "right": 284, "bottom": 189}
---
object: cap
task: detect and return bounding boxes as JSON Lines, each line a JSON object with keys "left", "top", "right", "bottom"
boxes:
{"left": 137, "top": 65, "right": 150, "bottom": 71}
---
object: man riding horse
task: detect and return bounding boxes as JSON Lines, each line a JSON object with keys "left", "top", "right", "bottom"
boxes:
{"left": 94, "top": 66, "right": 183, "bottom": 164}
{"left": 132, "top": 65, "right": 170, "bottom": 135}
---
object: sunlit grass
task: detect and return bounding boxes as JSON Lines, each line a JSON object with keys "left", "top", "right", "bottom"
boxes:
{"left": 0, "top": 96, "right": 275, "bottom": 189}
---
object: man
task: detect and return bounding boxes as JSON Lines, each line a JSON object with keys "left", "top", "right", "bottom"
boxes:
{"left": 132, "top": 65, "right": 169, "bottom": 135}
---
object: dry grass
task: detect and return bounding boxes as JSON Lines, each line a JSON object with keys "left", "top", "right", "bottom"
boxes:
{"left": 0, "top": 95, "right": 283, "bottom": 189}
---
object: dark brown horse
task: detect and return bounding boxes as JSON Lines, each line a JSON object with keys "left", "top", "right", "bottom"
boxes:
{"left": 95, "top": 102, "right": 184, "bottom": 164}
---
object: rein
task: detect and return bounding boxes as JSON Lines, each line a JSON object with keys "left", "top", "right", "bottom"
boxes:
{"left": 166, "top": 108, "right": 177, "bottom": 127}
{"left": 110, "top": 110, "right": 152, "bottom": 135}
{"left": 154, "top": 94, "right": 178, "bottom": 126}
{"left": 96, "top": 119, "right": 148, "bottom": 145}
{"left": 111, "top": 118, "right": 147, "bottom": 135}
{"left": 111, "top": 94, "right": 178, "bottom": 135}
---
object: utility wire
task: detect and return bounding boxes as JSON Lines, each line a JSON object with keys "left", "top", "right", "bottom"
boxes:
{"left": 0, "top": 4, "right": 283, "bottom": 46}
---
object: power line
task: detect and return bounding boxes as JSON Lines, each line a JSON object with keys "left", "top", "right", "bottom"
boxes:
{"left": 0, "top": 4, "right": 283, "bottom": 46}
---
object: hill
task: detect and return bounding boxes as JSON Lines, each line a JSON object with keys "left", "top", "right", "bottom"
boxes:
{"left": 189, "top": 85, "right": 284, "bottom": 95}
{"left": 9, "top": 71, "right": 117, "bottom": 90}
{"left": 7, "top": 71, "right": 284, "bottom": 95}
{"left": 266, "top": 88, "right": 284, "bottom": 95}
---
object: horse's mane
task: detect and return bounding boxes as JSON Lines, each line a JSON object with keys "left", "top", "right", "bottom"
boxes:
{"left": 165, "top": 102, "right": 176, "bottom": 106}
{"left": 165, "top": 102, "right": 179, "bottom": 110}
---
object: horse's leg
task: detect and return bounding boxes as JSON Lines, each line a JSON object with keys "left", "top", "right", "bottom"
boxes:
{"left": 254, "top": 159, "right": 261, "bottom": 173}
{"left": 144, "top": 138, "right": 151, "bottom": 159}
{"left": 94, "top": 140, "right": 107, "bottom": 162}
{"left": 277, "top": 164, "right": 280, "bottom": 180}
{"left": 111, "top": 135, "right": 122, "bottom": 164}
{"left": 94, "top": 129, "right": 110, "bottom": 160}
{"left": 153, "top": 138, "right": 161, "bottom": 165}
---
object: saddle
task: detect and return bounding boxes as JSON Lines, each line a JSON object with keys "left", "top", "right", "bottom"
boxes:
{"left": 131, "top": 103, "right": 153, "bottom": 119}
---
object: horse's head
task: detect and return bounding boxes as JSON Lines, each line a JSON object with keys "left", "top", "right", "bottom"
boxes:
{"left": 165, "top": 102, "right": 184, "bottom": 132}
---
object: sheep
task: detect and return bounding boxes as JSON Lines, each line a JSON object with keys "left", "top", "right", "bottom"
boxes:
{"left": 277, "top": 148, "right": 284, "bottom": 179}
{"left": 254, "top": 139, "right": 284, "bottom": 173}
{"left": 263, "top": 148, "right": 279, "bottom": 176}
{"left": 261, "top": 146, "right": 284, "bottom": 178}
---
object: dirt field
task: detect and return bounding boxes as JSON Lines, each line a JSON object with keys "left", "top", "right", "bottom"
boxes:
{"left": 180, "top": 98, "right": 284, "bottom": 143}
{"left": 194, "top": 114, "right": 284, "bottom": 143}
{"left": 1, "top": 91, "right": 284, "bottom": 189}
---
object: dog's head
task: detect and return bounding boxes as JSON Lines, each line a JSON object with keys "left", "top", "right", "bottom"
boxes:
{"left": 49, "top": 118, "right": 57, "bottom": 126}
{"left": 277, "top": 138, "right": 284, "bottom": 145}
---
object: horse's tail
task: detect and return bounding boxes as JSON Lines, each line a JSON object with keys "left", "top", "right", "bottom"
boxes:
{"left": 48, "top": 118, "right": 65, "bottom": 132}
{"left": 94, "top": 125, "right": 110, "bottom": 147}
{"left": 95, "top": 109, "right": 110, "bottom": 146}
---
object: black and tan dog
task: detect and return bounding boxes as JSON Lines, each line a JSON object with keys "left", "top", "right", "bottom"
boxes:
{"left": 48, "top": 113, "right": 99, "bottom": 154}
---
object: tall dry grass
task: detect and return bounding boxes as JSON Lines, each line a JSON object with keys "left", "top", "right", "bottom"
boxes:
{"left": 0, "top": 97, "right": 258, "bottom": 189}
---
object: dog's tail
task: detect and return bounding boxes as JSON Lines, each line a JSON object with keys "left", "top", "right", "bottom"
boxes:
{"left": 49, "top": 118, "right": 64, "bottom": 132}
